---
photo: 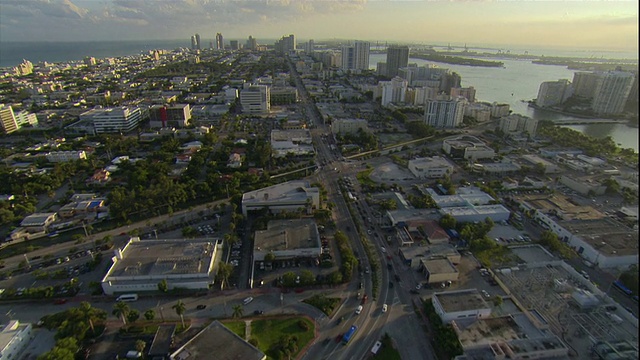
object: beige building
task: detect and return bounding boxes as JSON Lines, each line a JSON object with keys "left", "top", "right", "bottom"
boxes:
{"left": 432, "top": 289, "right": 491, "bottom": 323}
{"left": 420, "top": 258, "right": 459, "bottom": 284}
{"left": 408, "top": 156, "right": 454, "bottom": 179}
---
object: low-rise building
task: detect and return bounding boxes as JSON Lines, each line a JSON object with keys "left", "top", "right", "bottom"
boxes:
{"left": 253, "top": 219, "right": 321, "bottom": 265}
{"left": 45, "top": 150, "right": 87, "bottom": 163}
{"left": 101, "top": 238, "right": 221, "bottom": 295}
{"left": 408, "top": 156, "right": 454, "bottom": 179}
{"left": 149, "top": 104, "right": 191, "bottom": 128}
{"left": 331, "top": 118, "right": 368, "bottom": 135}
{"left": 170, "top": 320, "right": 266, "bottom": 360}
{"left": 520, "top": 154, "right": 560, "bottom": 174}
{"left": 420, "top": 258, "right": 459, "bottom": 284}
{"left": 270, "top": 129, "right": 314, "bottom": 158}
{"left": 241, "top": 180, "right": 320, "bottom": 216}
{"left": 432, "top": 289, "right": 491, "bottom": 323}
{"left": 442, "top": 136, "right": 495, "bottom": 160}
{"left": 0, "top": 320, "right": 33, "bottom": 360}
{"left": 399, "top": 243, "right": 460, "bottom": 268}
{"left": 20, "top": 212, "right": 58, "bottom": 233}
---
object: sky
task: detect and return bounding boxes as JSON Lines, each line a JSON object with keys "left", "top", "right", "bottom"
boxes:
{"left": 0, "top": 0, "right": 638, "bottom": 54}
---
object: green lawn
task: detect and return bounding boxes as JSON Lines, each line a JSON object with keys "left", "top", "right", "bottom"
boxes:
{"left": 251, "top": 317, "right": 315, "bottom": 360}
{"left": 303, "top": 294, "right": 341, "bottom": 316}
{"left": 221, "top": 320, "right": 246, "bottom": 339}
{"left": 356, "top": 168, "right": 377, "bottom": 186}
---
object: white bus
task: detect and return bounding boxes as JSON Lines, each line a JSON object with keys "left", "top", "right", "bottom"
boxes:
{"left": 116, "top": 294, "right": 138, "bottom": 302}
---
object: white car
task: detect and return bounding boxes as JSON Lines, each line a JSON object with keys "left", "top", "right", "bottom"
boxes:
{"left": 481, "top": 290, "right": 490, "bottom": 298}
{"left": 243, "top": 297, "right": 254, "bottom": 305}
{"left": 355, "top": 305, "right": 363, "bottom": 315}
{"left": 382, "top": 304, "right": 388, "bottom": 313}
{"left": 415, "top": 284, "right": 422, "bottom": 290}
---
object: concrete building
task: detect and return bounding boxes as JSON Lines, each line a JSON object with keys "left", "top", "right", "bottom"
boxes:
{"left": 241, "top": 180, "right": 320, "bottom": 216}
{"left": 240, "top": 85, "right": 270, "bottom": 113}
{"left": 149, "top": 104, "right": 192, "bottom": 128}
{"left": 274, "top": 34, "right": 296, "bottom": 55}
{"left": 341, "top": 41, "right": 370, "bottom": 71}
{"left": 79, "top": 107, "right": 143, "bottom": 134}
{"left": 472, "top": 162, "right": 521, "bottom": 175}
{"left": 450, "top": 87, "right": 476, "bottom": 103}
{"left": 499, "top": 114, "right": 539, "bottom": 136}
{"left": 0, "top": 320, "right": 33, "bottom": 360}
{"left": 399, "top": 243, "right": 460, "bottom": 268}
{"left": 432, "top": 289, "right": 492, "bottom": 323}
{"left": 420, "top": 258, "right": 459, "bottom": 284}
{"left": 535, "top": 79, "right": 573, "bottom": 108}
{"left": 270, "top": 87, "right": 299, "bottom": 105}
{"left": 253, "top": 219, "right": 322, "bottom": 265}
{"left": 215, "top": 33, "right": 224, "bottom": 50}
{"left": 20, "top": 213, "right": 58, "bottom": 233}
{"left": 592, "top": 71, "right": 635, "bottom": 115}
{"left": 439, "top": 205, "right": 511, "bottom": 223}
{"left": 520, "top": 154, "right": 560, "bottom": 174}
{"left": 442, "top": 136, "right": 495, "bottom": 160}
{"left": 14, "top": 110, "right": 38, "bottom": 128}
{"left": 270, "top": 129, "right": 314, "bottom": 157}
{"left": 408, "top": 156, "right": 454, "bottom": 179}
{"left": 46, "top": 150, "right": 87, "bottom": 163}
{"left": 424, "top": 97, "right": 466, "bottom": 128}
{"left": 170, "top": 321, "right": 266, "bottom": 360}
{"left": 412, "top": 86, "right": 440, "bottom": 106}
{"left": 331, "top": 118, "right": 368, "bottom": 135}
{"left": 386, "top": 46, "right": 409, "bottom": 77}
{"left": 101, "top": 238, "right": 221, "bottom": 295}
{"left": 559, "top": 174, "right": 607, "bottom": 196}
{"left": 572, "top": 71, "right": 601, "bottom": 98}
{"left": 464, "top": 103, "right": 491, "bottom": 122}
{"left": 380, "top": 76, "right": 408, "bottom": 107}
{"left": 0, "top": 105, "right": 19, "bottom": 134}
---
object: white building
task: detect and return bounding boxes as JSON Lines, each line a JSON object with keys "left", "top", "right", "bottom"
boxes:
{"left": 270, "top": 129, "right": 314, "bottom": 157}
{"left": 253, "top": 219, "right": 322, "bottom": 264}
{"left": 380, "top": 76, "right": 408, "bottom": 107}
{"left": 499, "top": 114, "right": 539, "bottom": 136}
{"left": 331, "top": 118, "right": 368, "bottom": 135}
{"left": 424, "top": 97, "right": 466, "bottom": 128}
{"left": 592, "top": 71, "right": 635, "bottom": 115}
{"left": 341, "top": 41, "right": 370, "bottom": 71}
{"left": 0, "top": 320, "right": 33, "bottom": 360}
{"left": 464, "top": 103, "right": 491, "bottom": 122}
{"left": 450, "top": 87, "right": 476, "bottom": 102}
{"left": 432, "top": 289, "right": 492, "bottom": 323}
{"left": 46, "top": 150, "right": 87, "bottom": 163}
{"left": 408, "top": 156, "right": 454, "bottom": 179}
{"left": 80, "top": 107, "right": 143, "bottom": 134}
{"left": 241, "top": 180, "right": 320, "bottom": 216}
{"left": 240, "top": 85, "right": 270, "bottom": 113}
{"left": 101, "top": 238, "right": 221, "bottom": 295}
{"left": 0, "top": 105, "right": 19, "bottom": 134}
{"left": 442, "top": 136, "right": 495, "bottom": 160}
{"left": 535, "top": 79, "right": 573, "bottom": 108}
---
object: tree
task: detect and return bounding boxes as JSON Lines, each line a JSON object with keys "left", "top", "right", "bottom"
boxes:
{"left": 112, "top": 301, "right": 130, "bottom": 325}
{"left": 232, "top": 304, "right": 244, "bottom": 319}
{"left": 158, "top": 279, "right": 169, "bottom": 293}
{"left": 299, "top": 270, "right": 315, "bottom": 286}
{"left": 216, "top": 262, "right": 233, "bottom": 289}
{"left": 135, "top": 339, "right": 147, "bottom": 353}
{"left": 439, "top": 214, "right": 456, "bottom": 230}
{"left": 127, "top": 309, "right": 140, "bottom": 324}
{"left": 144, "top": 309, "right": 155, "bottom": 321}
{"left": 493, "top": 296, "right": 503, "bottom": 307}
{"left": 172, "top": 300, "right": 186, "bottom": 328}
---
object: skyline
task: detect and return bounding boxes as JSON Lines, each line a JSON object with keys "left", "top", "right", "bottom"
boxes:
{"left": 0, "top": 0, "right": 638, "bottom": 54}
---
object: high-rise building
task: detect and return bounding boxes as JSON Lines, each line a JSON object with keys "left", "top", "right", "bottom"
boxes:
{"left": 0, "top": 105, "right": 19, "bottom": 134}
{"left": 247, "top": 36, "right": 257, "bottom": 51}
{"left": 215, "top": 33, "right": 224, "bottom": 50}
{"left": 591, "top": 71, "right": 635, "bottom": 115}
{"left": 230, "top": 40, "right": 239, "bottom": 51}
{"left": 424, "top": 96, "right": 466, "bottom": 128}
{"left": 191, "top": 35, "right": 197, "bottom": 50}
{"left": 499, "top": 114, "right": 538, "bottom": 136}
{"left": 13, "top": 60, "right": 33, "bottom": 76}
{"left": 83, "top": 57, "right": 96, "bottom": 66}
{"left": 450, "top": 87, "right": 477, "bottom": 103}
{"left": 195, "top": 33, "right": 201, "bottom": 50}
{"left": 386, "top": 46, "right": 409, "bottom": 77}
{"left": 380, "top": 77, "right": 408, "bottom": 107}
{"left": 572, "top": 72, "right": 600, "bottom": 98}
{"left": 306, "top": 39, "right": 315, "bottom": 54}
{"left": 274, "top": 34, "right": 296, "bottom": 55}
{"left": 240, "top": 85, "right": 271, "bottom": 113}
{"left": 341, "top": 41, "right": 370, "bottom": 71}
{"left": 149, "top": 104, "right": 192, "bottom": 128}
{"left": 535, "top": 79, "right": 572, "bottom": 108}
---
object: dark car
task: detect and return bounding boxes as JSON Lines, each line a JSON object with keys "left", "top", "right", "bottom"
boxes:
{"left": 409, "top": 289, "right": 419, "bottom": 295}
{"left": 196, "top": 305, "right": 207, "bottom": 310}
{"left": 53, "top": 298, "right": 68, "bottom": 305}
{"left": 394, "top": 274, "right": 401, "bottom": 282}
{"left": 323, "top": 338, "right": 331, "bottom": 345}
{"left": 388, "top": 281, "right": 394, "bottom": 288}
{"left": 254, "top": 310, "right": 264, "bottom": 315}
{"left": 337, "top": 316, "right": 344, "bottom": 325}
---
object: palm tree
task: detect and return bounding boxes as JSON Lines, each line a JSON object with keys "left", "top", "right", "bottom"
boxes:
{"left": 216, "top": 263, "right": 233, "bottom": 290}
{"left": 144, "top": 309, "right": 155, "bottom": 321}
{"left": 232, "top": 304, "right": 244, "bottom": 319}
{"left": 112, "top": 301, "right": 130, "bottom": 326}
{"left": 172, "top": 300, "right": 186, "bottom": 328}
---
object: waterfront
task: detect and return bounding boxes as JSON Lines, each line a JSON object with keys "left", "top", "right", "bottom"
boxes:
{"left": 370, "top": 53, "right": 639, "bottom": 152}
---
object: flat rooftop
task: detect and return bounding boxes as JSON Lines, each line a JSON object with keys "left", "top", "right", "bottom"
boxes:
{"left": 242, "top": 180, "right": 318, "bottom": 204}
{"left": 20, "top": 212, "right": 56, "bottom": 226}
{"left": 254, "top": 219, "right": 320, "bottom": 252}
{"left": 422, "top": 258, "right": 458, "bottom": 275}
{"left": 107, "top": 239, "right": 216, "bottom": 278}
{"left": 557, "top": 219, "right": 638, "bottom": 256}
{"left": 172, "top": 320, "right": 265, "bottom": 360}
{"left": 435, "top": 289, "right": 488, "bottom": 313}
{"left": 516, "top": 194, "right": 604, "bottom": 220}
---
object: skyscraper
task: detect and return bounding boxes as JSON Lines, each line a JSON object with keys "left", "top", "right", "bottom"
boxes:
{"left": 386, "top": 46, "right": 409, "bottom": 77}
{"left": 535, "top": 80, "right": 572, "bottom": 108}
{"left": 424, "top": 96, "right": 466, "bottom": 128}
{"left": 274, "top": 34, "right": 296, "bottom": 55}
{"left": 195, "top": 33, "right": 201, "bottom": 50}
{"left": 215, "top": 33, "right": 224, "bottom": 50}
{"left": 591, "top": 71, "right": 634, "bottom": 115}
{"left": 247, "top": 36, "right": 257, "bottom": 51}
{"left": 341, "top": 41, "right": 370, "bottom": 71}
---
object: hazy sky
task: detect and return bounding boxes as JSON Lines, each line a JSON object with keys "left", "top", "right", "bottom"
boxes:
{"left": 0, "top": 0, "right": 637, "bottom": 53}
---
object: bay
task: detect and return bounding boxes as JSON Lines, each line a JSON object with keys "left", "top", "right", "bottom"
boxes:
{"left": 370, "top": 53, "right": 638, "bottom": 152}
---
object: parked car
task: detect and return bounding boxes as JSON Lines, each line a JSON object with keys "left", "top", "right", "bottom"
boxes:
{"left": 253, "top": 310, "right": 264, "bottom": 315}
{"left": 382, "top": 304, "right": 388, "bottom": 313}
{"left": 196, "top": 305, "right": 207, "bottom": 310}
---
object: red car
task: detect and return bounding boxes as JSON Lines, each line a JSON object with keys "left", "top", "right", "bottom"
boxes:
{"left": 54, "top": 298, "right": 68, "bottom": 305}
{"left": 361, "top": 294, "right": 368, "bottom": 305}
